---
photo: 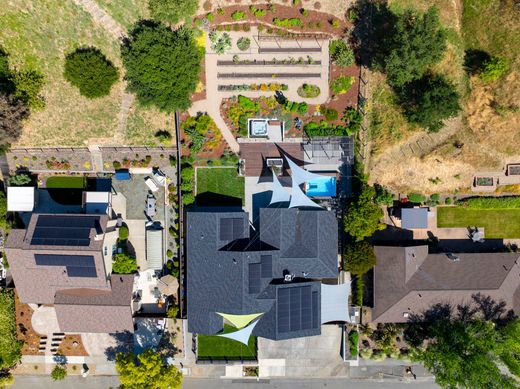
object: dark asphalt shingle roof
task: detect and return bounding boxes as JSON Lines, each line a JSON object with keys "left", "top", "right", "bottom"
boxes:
{"left": 187, "top": 208, "right": 337, "bottom": 340}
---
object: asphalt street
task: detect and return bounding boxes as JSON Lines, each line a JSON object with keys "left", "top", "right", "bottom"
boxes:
{"left": 12, "top": 376, "right": 440, "bottom": 389}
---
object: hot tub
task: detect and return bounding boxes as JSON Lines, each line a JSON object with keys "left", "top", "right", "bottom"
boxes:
{"left": 249, "top": 119, "right": 268, "bottom": 137}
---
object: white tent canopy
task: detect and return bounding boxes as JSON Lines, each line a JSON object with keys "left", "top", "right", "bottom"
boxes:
{"left": 320, "top": 283, "right": 351, "bottom": 324}
{"left": 269, "top": 170, "right": 291, "bottom": 205}
{"left": 7, "top": 186, "right": 35, "bottom": 212}
{"left": 288, "top": 176, "right": 322, "bottom": 209}
{"left": 217, "top": 318, "right": 260, "bottom": 346}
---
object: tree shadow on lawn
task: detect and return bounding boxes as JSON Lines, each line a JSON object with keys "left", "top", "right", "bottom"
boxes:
{"left": 196, "top": 192, "right": 242, "bottom": 207}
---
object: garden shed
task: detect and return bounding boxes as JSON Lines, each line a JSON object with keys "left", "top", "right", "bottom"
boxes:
{"left": 7, "top": 186, "right": 35, "bottom": 212}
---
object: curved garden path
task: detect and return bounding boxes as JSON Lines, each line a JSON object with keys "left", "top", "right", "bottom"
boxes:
{"left": 73, "top": 0, "right": 134, "bottom": 144}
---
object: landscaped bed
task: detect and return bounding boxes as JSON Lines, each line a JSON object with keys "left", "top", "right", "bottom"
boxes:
{"left": 196, "top": 167, "right": 244, "bottom": 206}
{"left": 197, "top": 324, "right": 257, "bottom": 360}
{"left": 437, "top": 207, "right": 520, "bottom": 238}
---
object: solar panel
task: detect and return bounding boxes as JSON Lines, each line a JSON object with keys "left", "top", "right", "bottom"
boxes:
{"left": 31, "top": 215, "right": 99, "bottom": 246}
{"left": 312, "top": 291, "right": 318, "bottom": 328}
{"left": 277, "top": 288, "right": 290, "bottom": 333}
{"left": 290, "top": 288, "right": 301, "bottom": 331}
{"left": 248, "top": 263, "right": 261, "bottom": 294}
{"left": 220, "top": 217, "right": 244, "bottom": 241}
{"left": 260, "top": 255, "right": 272, "bottom": 278}
{"left": 301, "top": 286, "right": 312, "bottom": 330}
{"left": 34, "top": 254, "right": 97, "bottom": 278}
{"left": 67, "top": 266, "right": 97, "bottom": 278}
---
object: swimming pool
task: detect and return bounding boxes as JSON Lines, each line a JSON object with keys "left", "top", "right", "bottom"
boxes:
{"left": 306, "top": 176, "right": 337, "bottom": 197}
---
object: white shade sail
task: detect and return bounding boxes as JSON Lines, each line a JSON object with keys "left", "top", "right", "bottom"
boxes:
{"left": 320, "top": 283, "right": 351, "bottom": 324}
{"left": 284, "top": 154, "right": 323, "bottom": 185}
{"left": 269, "top": 170, "right": 291, "bottom": 205}
{"left": 217, "top": 318, "right": 260, "bottom": 346}
{"left": 289, "top": 178, "right": 322, "bottom": 209}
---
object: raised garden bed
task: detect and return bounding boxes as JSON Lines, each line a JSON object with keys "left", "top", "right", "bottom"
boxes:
{"left": 475, "top": 177, "right": 494, "bottom": 186}
{"left": 218, "top": 72, "right": 321, "bottom": 78}
{"left": 507, "top": 165, "right": 520, "bottom": 175}
{"left": 218, "top": 83, "right": 288, "bottom": 92}
{"left": 258, "top": 47, "right": 322, "bottom": 53}
{"left": 217, "top": 59, "right": 321, "bottom": 66}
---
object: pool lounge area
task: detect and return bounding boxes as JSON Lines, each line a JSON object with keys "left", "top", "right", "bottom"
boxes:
{"left": 305, "top": 176, "right": 337, "bottom": 197}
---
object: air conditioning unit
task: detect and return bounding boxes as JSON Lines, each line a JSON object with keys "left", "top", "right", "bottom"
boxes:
{"left": 266, "top": 158, "right": 283, "bottom": 168}
{"left": 284, "top": 274, "right": 294, "bottom": 282}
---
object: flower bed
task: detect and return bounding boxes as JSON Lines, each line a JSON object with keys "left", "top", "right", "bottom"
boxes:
{"left": 218, "top": 83, "right": 288, "bottom": 92}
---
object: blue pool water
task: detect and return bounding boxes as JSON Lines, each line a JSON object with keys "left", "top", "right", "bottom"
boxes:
{"left": 306, "top": 176, "right": 337, "bottom": 197}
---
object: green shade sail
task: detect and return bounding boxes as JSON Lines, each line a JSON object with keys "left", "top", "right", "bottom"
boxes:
{"left": 216, "top": 312, "right": 264, "bottom": 329}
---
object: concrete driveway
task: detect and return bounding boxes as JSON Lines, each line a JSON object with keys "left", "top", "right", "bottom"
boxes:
{"left": 258, "top": 325, "right": 348, "bottom": 378}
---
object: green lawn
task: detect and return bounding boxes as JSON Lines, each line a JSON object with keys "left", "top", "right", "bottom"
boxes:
{"left": 196, "top": 168, "right": 244, "bottom": 206}
{"left": 197, "top": 325, "right": 257, "bottom": 360}
{"left": 96, "top": 0, "right": 150, "bottom": 30}
{"left": 437, "top": 206, "right": 520, "bottom": 238}
{"left": 45, "top": 176, "right": 86, "bottom": 189}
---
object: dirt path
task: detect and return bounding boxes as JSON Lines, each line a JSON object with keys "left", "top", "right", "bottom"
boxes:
{"left": 73, "top": 0, "right": 134, "bottom": 145}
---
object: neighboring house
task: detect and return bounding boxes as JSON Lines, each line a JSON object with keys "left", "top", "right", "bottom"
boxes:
{"left": 187, "top": 207, "right": 350, "bottom": 341}
{"left": 372, "top": 245, "right": 520, "bottom": 323}
{"left": 5, "top": 213, "right": 134, "bottom": 333}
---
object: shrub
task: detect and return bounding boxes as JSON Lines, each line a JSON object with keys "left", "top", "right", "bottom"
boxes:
{"left": 242, "top": 24, "right": 250, "bottom": 32}
{"left": 371, "top": 350, "right": 387, "bottom": 361}
{"left": 238, "top": 95, "right": 258, "bottom": 111}
{"left": 64, "top": 47, "right": 119, "bottom": 98}
{"left": 349, "top": 331, "right": 359, "bottom": 358}
{"left": 313, "top": 2, "right": 321, "bottom": 10}
{"left": 300, "top": 8, "right": 308, "bottom": 16}
{"left": 167, "top": 306, "right": 179, "bottom": 319}
{"left": 374, "top": 184, "right": 393, "bottom": 206}
{"left": 249, "top": 6, "right": 266, "bottom": 17}
{"left": 166, "top": 249, "right": 173, "bottom": 258}
{"left": 407, "top": 193, "right": 426, "bottom": 203}
{"left": 329, "top": 40, "right": 355, "bottom": 67}
{"left": 112, "top": 253, "right": 138, "bottom": 274}
{"left": 51, "top": 365, "right": 67, "bottom": 381}
{"left": 232, "top": 11, "right": 246, "bottom": 21}
{"left": 122, "top": 23, "right": 201, "bottom": 111}
{"left": 430, "top": 193, "right": 440, "bottom": 202}
{"left": 206, "top": 12, "right": 214, "bottom": 21}
{"left": 330, "top": 19, "right": 340, "bottom": 28}
{"left": 479, "top": 56, "right": 509, "bottom": 82}
{"left": 360, "top": 348, "right": 373, "bottom": 359}
{"left": 155, "top": 130, "right": 172, "bottom": 143}
{"left": 11, "top": 70, "right": 45, "bottom": 110}
{"left": 149, "top": 0, "right": 198, "bottom": 24}
{"left": 183, "top": 192, "right": 195, "bottom": 205}
{"left": 217, "top": 8, "right": 224, "bottom": 15}
{"left": 273, "top": 18, "right": 303, "bottom": 28}
{"left": 330, "top": 76, "right": 355, "bottom": 94}
{"left": 113, "top": 160, "right": 121, "bottom": 169}
{"left": 118, "top": 225, "right": 129, "bottom": 241}
{"left": 344, "top": 107, "right": 362, "bottom": 133}
{"left": 445, "top": 197, "right": 453, "bottom": 205}
{"left": 0, "top": 289, "right": 22, "bottom": 370}
{"left": 297, "top": 83, "right": 320, "bottom": 98}
{"left": 237, "top": 37, "right": 251, "bottom": 51}
{"left": 209, "top": 32, "right": 232, "bottom": 54}
{"left": 304, "top": 121, "right": 350, "bottom": 137}
{"left": 321, "top": 106, "right": 338, "bottom": 121}
{"left": 292, "top": 0, "right": 300, "bottom": 6}
{"left": 8, "top": 173, "right": 31, "bottom": 186}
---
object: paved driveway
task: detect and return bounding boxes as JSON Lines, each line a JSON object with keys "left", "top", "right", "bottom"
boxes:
{"left": 258, "top": 325, "right": 348, "bottom": 378}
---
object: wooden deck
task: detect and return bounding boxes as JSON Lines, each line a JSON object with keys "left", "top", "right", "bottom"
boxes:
{"left": 239, "top": 142, "right": 304, "bottom": 177}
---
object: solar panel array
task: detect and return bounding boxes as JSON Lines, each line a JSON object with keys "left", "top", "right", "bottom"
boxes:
{"left": 277, "top": 286, "right": 317, "bottom": 333}
{"left": 34, "top": 254, "right": 97, "bottom": 278}
{"left": 248, "top": 263, "right": 261, "bottom": 294}
{"left": 31, "top": 215, "right": 99, "bottom": 247}
{"left": 260, "top": 255, "right": 272, "bottom": 278}
{"left": 219, "top": 217, "right": 244, "bottom": 241}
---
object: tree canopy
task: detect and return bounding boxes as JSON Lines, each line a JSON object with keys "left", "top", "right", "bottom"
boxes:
{"left": 64, "top": 47, "right": 119, "bottom": 98}
{"left": 384, "top": 7, "right": 446, "bottom": 87}
{"left": 398, "top": 73, "right": 460, "bottom": 131}
{"left": 148, "top": 0, "right": 198, "bottom": 25}
{"left": 344, "top": 186, "right": 385, "bottom": 241}
{"left": 121, "top": 22, "right": 201, "bottom": 112}
{"left": 0, "top": 289, "right": 22, "bottom": 370}
{"left": 112, "top": 253, "right": 137, "bottom": 274}
{"left": 343, "top": 241, "right": 376, "bottom": 275}
{"left": 116, "top": 349, "right": 183, "bottom": 389}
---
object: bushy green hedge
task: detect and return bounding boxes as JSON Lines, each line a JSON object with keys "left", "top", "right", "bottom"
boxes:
{"left": 304, "top": 121, "right": 351, "bottom": 137}
{"left": 349, "top": 331, "right": 359, "bottom": 358}
{"left": 407, "top": 193, "right": 426, "bottom": 203}
{"left": 273, "top": 17, "right": 303, "bottom": 28}
{"left": 457, "top": 196, "right": 520, "bottom": 209}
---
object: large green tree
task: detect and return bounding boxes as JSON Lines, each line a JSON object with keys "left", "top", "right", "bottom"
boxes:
{"left": 64, "top": 47, "right": 119, "bottom": 98}
{"left": 343, "top": 241, "right": 376, "bottom": 275}
{"left": 121, "top": 22, "right": 201, "bottom": 112}
{"left": 497, "top": 319, "right": 520, "bottom": 377}
{"left": 344, "top": 186, "right": 384, "bottom": 241}
{"left": 149, "top": 0, "right": 198, "bottom": 25}
{"left": 384, "top": 7, "right": 446, "bottom": 86}
{"left": 112, "top": 253, "right": 137, "bottom": 274}
{"left": 116, "top": 349, "right": 183, "bottom": 389}
{"left": 416, "top": 319, "right": 517, "bottom": 389}
{"left": 399, "top": 73, "right": 460, "bottom": 131}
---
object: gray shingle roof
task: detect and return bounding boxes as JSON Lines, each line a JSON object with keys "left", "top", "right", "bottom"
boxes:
{"left": 187, "top": 207, "right": 337, "bottom": 340}
{"left": 373, "top": 245, "right": 520, "bottom": 322}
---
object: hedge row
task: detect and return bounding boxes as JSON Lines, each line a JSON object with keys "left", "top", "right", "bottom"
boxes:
{"left": 457, "top": 196, "right": 520, "bottom": 209}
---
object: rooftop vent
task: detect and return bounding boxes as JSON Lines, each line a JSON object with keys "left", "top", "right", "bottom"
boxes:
{"left": 266, "top": 158, "right": 283, "bottom": 168}
{"left": 284, "top": 274, "right": 294, "bottom": 282}
{"left": 446, "top": 253, "right": 460, "bottom": 262}
{"left": 403, "top": 312, "right": 409, "bottom": 318}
